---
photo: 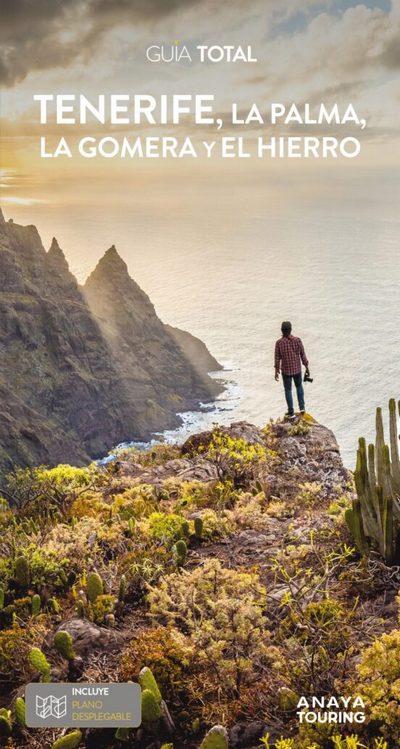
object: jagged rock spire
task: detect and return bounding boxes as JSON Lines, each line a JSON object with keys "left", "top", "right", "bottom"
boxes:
{"left": 47, "top": 237, "right": 71, "bottom": 271}
{"left": 90, "top": 245, "right": 129, "bottom": 276}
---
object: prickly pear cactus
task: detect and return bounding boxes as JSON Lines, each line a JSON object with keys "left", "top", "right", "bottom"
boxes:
{"left": 199, "top": 725, "right": 229, "bottom": 749}
{"left": 29, "top": 647, "right": 51, "bottom": 682}
{"left": 141, "top": 688, "right": 162, "bottom": 722}
{"left": 128, "top": 517, "right": 136, "bottom": 536}
{"left": 0, "top": 708, "right": 12, "bottom": 737}
{"left": 31, "top": 593, "right": 41, "bottom": 616}
{"left": 47, "top": 597, "right": 60, "bottom": 614}
{"left": 15, "top": 556, "right": 30, "bottom": 588}
{"left": 278, "top": 686, "right": 299, "bottom": 711}
{"left": 115, "top": 726, "right": 130, "bottom": 741}
{"left": 54, "top": 630, "right": 75, "bottom": 660}
{"left": 138, "top": 666, "right": 162, "bottom": 703}
{"left": 51, "top": 729, "right": 82, "bottom": 749}
{"left": 14, "top": 697, "right": 26, "bottom": 728}
{"left": 173, "top": 539, "right": 187, "bottom": 567}
{"left": 194, "top": 516, "right": 204, "bottom": 539}
{"left": 76, "top": 599, "right": 85, "bottom": 618}
{"left": 86, "top": 572, "right": 103, "bottom": 602}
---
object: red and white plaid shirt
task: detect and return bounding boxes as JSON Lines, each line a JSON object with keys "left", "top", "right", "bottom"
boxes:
{"left": 275, "top": 335, "right": 309, "bottom": 376}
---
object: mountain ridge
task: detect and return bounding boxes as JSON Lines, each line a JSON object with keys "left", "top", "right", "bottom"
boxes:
{"left": 0, "top": 211, "right": 223, "bottom": 471}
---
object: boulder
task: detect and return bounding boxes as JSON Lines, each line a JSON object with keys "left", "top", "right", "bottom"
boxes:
{"left": 50, "top": 618, "right": 124, "bottom": 657}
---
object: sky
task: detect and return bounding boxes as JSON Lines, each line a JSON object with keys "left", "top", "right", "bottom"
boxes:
{"left": 0, "top": 0, "right": 400, "bottom": 243}
{"left": 0, "top": 0, "right": 399, "bottom": 459}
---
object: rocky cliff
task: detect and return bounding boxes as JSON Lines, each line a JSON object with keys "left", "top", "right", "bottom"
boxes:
{"left": 0, "top": 209, "right": 223, "bottom": 470}
{"left": 165, "top": 324, "right": 222, "bottom": 379}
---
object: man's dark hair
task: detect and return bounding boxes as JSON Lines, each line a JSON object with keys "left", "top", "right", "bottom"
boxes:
{"left": 281, "top": 321, "right": 292, "bottom": 335}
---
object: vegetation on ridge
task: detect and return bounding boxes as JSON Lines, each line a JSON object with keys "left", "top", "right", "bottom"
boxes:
{"left": 0, "top": 412, "right": 399, "bottom": 749}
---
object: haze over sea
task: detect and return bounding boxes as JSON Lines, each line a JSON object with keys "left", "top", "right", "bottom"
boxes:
{"left": 4, "top": 164, "right": 399, "bottom": 468}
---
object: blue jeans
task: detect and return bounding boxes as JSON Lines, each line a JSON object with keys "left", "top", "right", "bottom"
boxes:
{"left": 282, "top": 371, "right": 305, "bottom": 414}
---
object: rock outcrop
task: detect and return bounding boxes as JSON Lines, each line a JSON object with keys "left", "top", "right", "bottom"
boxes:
{"left": 165, "top": 324, "right": 222, "bottom": 379}
{"left": 0, "top": 210, "right": 223, "bottom": 470}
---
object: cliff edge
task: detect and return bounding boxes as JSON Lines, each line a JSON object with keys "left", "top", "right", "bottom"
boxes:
{"left": 0, "top": 210, "right": 224, "bottom": 470}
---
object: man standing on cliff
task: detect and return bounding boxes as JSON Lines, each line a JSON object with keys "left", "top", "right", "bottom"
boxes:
{"left": 274, "top": 321, "right": 310, "bottom": 417}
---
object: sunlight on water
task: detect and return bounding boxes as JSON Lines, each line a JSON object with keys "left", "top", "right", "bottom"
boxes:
{"left": 5, "top": 168, "right": 399, "bottom": 467}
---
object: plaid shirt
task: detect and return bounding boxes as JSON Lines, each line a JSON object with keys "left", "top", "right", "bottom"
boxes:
{"left": 275, "top": 335, "right": 309, "bottom": 376}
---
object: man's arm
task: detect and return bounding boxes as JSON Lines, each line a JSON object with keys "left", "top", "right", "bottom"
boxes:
{"left": 274, "top": 341, "right": 281, "bottom": 380}
{"left": 299, "top": 339, "right": 310, "bottom": 372}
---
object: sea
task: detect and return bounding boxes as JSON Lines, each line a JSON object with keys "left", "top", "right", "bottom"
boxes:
{"left": 4, "top": 164, "right": 400, "bottom": 468}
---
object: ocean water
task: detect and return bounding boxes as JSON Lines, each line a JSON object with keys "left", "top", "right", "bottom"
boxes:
{"left": 4, "top": 165, "right": 400, "bottom": 467}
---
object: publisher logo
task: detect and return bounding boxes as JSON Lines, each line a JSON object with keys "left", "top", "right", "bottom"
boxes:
{"left": 26, "top": 683, "right": 141, "bottom": 728}
{"left": 296, "top": 695, "right": 366, "bottom": 725}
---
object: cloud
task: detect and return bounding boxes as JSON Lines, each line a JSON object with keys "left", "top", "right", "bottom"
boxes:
{"left": 0, "top": 0, "right": 334, "bottom": 87}
{"left": 0, "top": 0, "right": 206, "bottom": 86}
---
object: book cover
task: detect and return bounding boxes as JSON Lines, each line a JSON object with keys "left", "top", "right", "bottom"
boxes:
{"left": 0, "top": 2, "right": 399, "bottom": 749}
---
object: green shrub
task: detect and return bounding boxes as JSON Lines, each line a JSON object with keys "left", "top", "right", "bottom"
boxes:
{"left": 204, "top": 431, "right": 268, "bottom": 488}
{"left": 148, "top": 559, "right": 271, "bottom": 696}
{"left": 90, "top": 594, "right": 115, "bottom": 625}
{"left": 119, "top": 626, "right": 192, "bottom": 695}
{"left": 147, "top": 512, "right": 190, "bottom": 545}
{"left": 355, "top": 629, "right": 400, "bottom": 743}
{"left": 0, "top": 626, "right": 32, "bottom": 683}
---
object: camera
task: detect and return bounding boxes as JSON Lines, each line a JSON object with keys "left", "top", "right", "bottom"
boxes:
{"left": 304, "top": 372, "right": 313, "bottom": 383}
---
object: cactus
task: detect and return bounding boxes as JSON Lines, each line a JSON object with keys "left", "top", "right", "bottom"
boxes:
{"left": 14, "top": 697, "right": 26, "bottom": 728}
{"left": 199, "top": 725, "right": 229, "bottom": 749}
{"left": 389, "top": 398, "right": 400, "bottom": 494}
{"left": 31, "top": 593, "right": 41, "bottom": 616}
{"left": 127, "top": 517, "right": 136, "bottom": 536}
{"left": 141, "top": 689, "right": 162, "bottom": 722}
{"left": 138, "top": 666, "right": 162, "bottom": 703}
{"left": 278, "top": 686, "right": 299, "bottom": 711}
{"left": 194, "top": 517, "right": 204, "bottom": 539}
{"left": 59, "top": 570, "right": 69, "bottom": 587}
{"left": 51, "top": 730, "right": 82, "bottom": 749}
{"left": 15, "top": 556, "right": 30, "bottom": 588}
{"left": 48, "top": 597, "right": 60, "bottom": 614}
{"left": 115, "top": 726, "right": 130, "bottom": 741}
{"left": 87, "top": 572, "right": 103, "bottom": 602}
{"left": 173, "top": 539, "right": 187, "bottom": 567}
{"left": 0, "top": 708, "right": 12, "bottom": 737}
{"left": 0, "top": 587, "right": 4, "bottom": 609}
{"left": 29, "top": 647, "right": 51, "bottom": 682}
{"left": 346, "top": 400, "right": 400, "bottom": 565}
{"left": 76, "top": 599, "right": 85, "bottom": 618}
{"left": 181, "top": 520, "right": 190, "bottom": 537}
{"left": 54, "top": 630, "right": 75, "bottom": 660}
{"left": 118, "top": 574, "right": 126, "bottom": 603}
